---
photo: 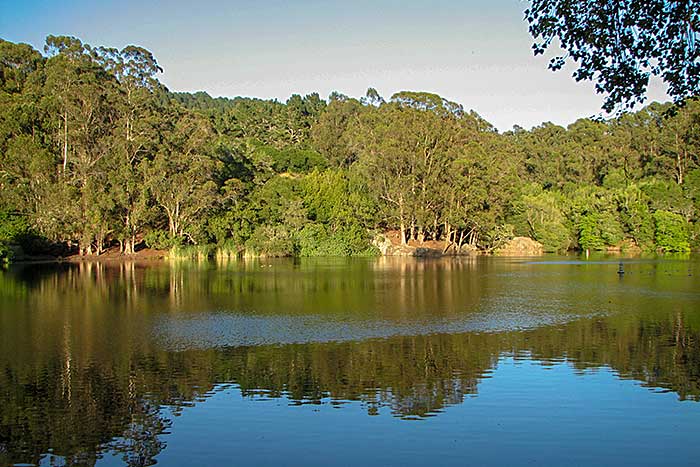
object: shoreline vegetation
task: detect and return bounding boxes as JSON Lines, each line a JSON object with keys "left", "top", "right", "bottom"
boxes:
{"left": 1, "top": 36, "right": 699, "bottom": 266}
{"left": 7, "top": 235, "right": 686, "bottom": 265}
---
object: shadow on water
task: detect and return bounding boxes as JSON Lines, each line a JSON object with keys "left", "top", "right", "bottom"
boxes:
{"left": 0, "top": 256, "right": 699, "bottom": 466}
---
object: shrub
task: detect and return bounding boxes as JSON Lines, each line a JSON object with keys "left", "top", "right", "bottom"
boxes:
{"left": 578, "top": 213, "right": 605, "bottom": 250}
{"left": 144, "top": 230, "right": 181, "bottom": 250}
{"left": 690, "top": 221, "right": 700, "bottom": 250}
{"left": 578, "top": 212, "right": 624, "bottom": 250}
{"left": 622, "top": 200, "right": 656, "bottom": 250}
{"left": 653, "top": 210, "right": 690, "bottom": 252}
{"left": 510, "top": 187, "right": 574, "bottom": 252}
{"left": 170, "top": 244, "right": 215, "bottom": 261}
{"left": 296, "top": 224, "right": 378, "bottom": 257}
{"left": 245, "top": 225, "right": 296, "bottom": 257}
{"left": 0, "top": 242, "right": 11, "bottom": 265}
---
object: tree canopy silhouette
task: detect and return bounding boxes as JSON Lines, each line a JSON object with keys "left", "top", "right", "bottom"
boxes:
{"left": 525, "top": 0, "right": 700, "bottom": 112}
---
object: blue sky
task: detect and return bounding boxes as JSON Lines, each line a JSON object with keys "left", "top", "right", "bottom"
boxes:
{"left": 1, "top": 0, "right": 669, "bottom": 131}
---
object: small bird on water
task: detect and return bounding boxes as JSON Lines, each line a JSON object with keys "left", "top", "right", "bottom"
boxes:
{"left": 617, "top": 261, "right": 625, "bottom": 276}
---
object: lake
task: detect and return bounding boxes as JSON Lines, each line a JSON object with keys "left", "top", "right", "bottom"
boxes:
{"left": 1, "top": 255, "right": 699, "bottom": 466}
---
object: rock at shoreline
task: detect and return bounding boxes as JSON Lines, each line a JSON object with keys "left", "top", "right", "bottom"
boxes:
{"left": 374, "top": 232, "right": 475, "bottom": 257}
{"left": 372, "top": 234, "right": 394, "bottom": 255}
{"left": 495, "top": 237, "right": 543, "bottom": 256}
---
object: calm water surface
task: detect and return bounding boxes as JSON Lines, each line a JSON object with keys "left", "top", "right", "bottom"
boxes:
{"left": 1, "top": 256, "right": 699, "bottom": 466}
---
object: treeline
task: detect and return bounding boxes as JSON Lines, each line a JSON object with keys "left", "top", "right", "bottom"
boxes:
{"left": 1, "top": 36, "right": 699, "bottom": 261}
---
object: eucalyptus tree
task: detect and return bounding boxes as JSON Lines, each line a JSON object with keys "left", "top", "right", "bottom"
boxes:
{"left": 658, "top": 100, "right": 700, "bottom": 185}
{"left": 42, "top": 36, "right": 121, "bottom": 253}
{"left": 146, "top": 109, "right": 220, "bottom": 243}
{"left": 350, "top": 92, "right": 488, "bottom": 244}
{"left": 0, "top": 39, "right": 48, "bottom": 213}
{"left": 93, "top": 44, "right": 164, "bottom": 253}
{"left": 311, "top": 95, "right": 364, "bottom": 167}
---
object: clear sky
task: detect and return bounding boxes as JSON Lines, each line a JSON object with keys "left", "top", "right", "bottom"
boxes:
{"left": 0, "top": 0, "right": 670, "bottom": 131}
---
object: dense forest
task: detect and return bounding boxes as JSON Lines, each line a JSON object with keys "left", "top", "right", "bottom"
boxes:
{"left": 1, "top": 36, "right": 699, "bottom": 262}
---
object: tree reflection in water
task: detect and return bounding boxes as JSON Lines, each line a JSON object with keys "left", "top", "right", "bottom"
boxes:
{"left": 0, "top": 257, "right": 698, "bottom": 466}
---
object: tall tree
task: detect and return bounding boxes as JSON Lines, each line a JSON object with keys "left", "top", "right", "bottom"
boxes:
{"left": 94, "top": 45, "right": 164, "bottom": 253}
{"left": 146, "top": 110, "right": 220, "bottom": 243}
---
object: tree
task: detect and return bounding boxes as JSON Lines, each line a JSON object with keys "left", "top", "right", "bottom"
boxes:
{"left": 146, "top": 111, "right": 220, "bottom": 243}
{"left": 654, "top": 210, "right": 691, "bottom": 251}
{"left": 94, "top": 45, "right": 164, "bottom": 253}
{"left": 311, "top": 96, "right": 364, "bottom": 167}
{"left": 43, "top": 36, "right": 121, "bottom": 254}
{"left": 2, "top": 35, "right": 700, "bottom": 260}
{"left": 525, "top": 0, "right": 700, "bottom": 112}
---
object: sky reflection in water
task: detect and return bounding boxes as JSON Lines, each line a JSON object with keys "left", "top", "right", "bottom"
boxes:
{"left": 1, "top": 256, "right": 698, "bottom": 466}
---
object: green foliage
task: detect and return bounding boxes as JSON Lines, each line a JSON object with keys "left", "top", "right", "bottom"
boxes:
{"left": 296, "top": 224, "right": 348, "bottom": 256}
{"left": 526, "top": 0, "right": 700, "bottom": 111}
{"left": 0, "top": 210, "right": 30, "bottom": 245}
{"left": 577, "top": 214, "right": 605, "bottom": 251}
{"left": 245, "top": 225, "right": 297, "bottom": 257}
{"left": 510, "top": 187, "right": 573, "bottom": 252}
{"left": 0, "top": 242, "right": 10, "bottom": 265}
{"left": 297, "top": 224, "right": 378, "bottom": 257}
{"left": 577, "top": 212, "right": 624, "bottom": 251}
{"left": 144, "top": 230, "right": 180, "bottom": 250}
{"left": 169, "top": 244, "right": 215, "bottom": 261}
{"left": 611, "top": 184, "right": 654, "bottom": 249}
{"left": 483, "top": 224, "right": 515, "bottom": 251}
{"left": 0, "top": 210, "right": 51, "bottom": 260}
{"left": 653, "top": 211, "right": 690, "bottom": 252}
{"left": 690, "top": 222, "right": 700, "bottom": 250}
{"left": 642, "top": 179, "right": 692, "bottom": 216}
{"left": 248, "top": 143, "right": 327, "bottom": 173}
{"left": 302, "top": 168, "right": 377, "bottom": 229}
{"left": 274, "top": 147, "right": 326, "bottom": 173}
{"left": 1, "top": 35, "right": 699, "bottom": 260}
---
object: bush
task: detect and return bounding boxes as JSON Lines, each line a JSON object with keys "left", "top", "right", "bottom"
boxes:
{"left": 0, "top": 242, "right": 11, "bottom": 265}
{"left": 144, "top": 230, "right": 181, "bottom": 250}
{"left": 245, "top": 224, "right": 296, "bottom": 257}
{"left": 296, "top": 224, "right": 378, "bottom": 257}
{"left": 577, "top": 212, "right": 624, "bottom": 250}
{"left": 510, "top": 187, "right": 573, "bottom": 252}
{"left": 621, "top": 200, "right": 655, "bottom": 250}
{"left": 653, "top": 210, "right": 690, "bottom": 252}
{"left": 0, "top": 210, "right": 30, "bottom": 244}
{"left": 690, "top": 221, "right": 700, "bottom": 250}
{"left": 297, "top": 224, "right": 347, "bottom": 256}
{"left": 537, "top": 221, "right": 573, "bottom": 252}
{"left": 0, "top": 210, "right": 52, "bottom": 260}
{"left": 170, "top": 244, "right": 215, "bottom": 261}
{"left": 578, "top": 214, "right": 605, "bottom": 250}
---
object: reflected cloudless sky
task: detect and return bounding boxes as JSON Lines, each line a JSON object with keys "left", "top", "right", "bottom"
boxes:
{"left": 0, "top": 0, "right": 670, "bottom": 131}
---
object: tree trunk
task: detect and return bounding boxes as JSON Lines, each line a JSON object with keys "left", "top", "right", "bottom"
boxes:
{"left": 167, "top": 210, "right": 176, "bottom": 238}
{"left": 675, "top": 132, "right": 684, "bottom": 185}
{"left": 399, "top": 196, "right": 407, "bottom": 245}
{"left": 457, "top": 230, "right": 465, "bottom": 253}
{"left": 62, "top": 111, "right": 68, "bottom": 172}
{"left": 442, "top": 228, "right": 454, "bottom": 254}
